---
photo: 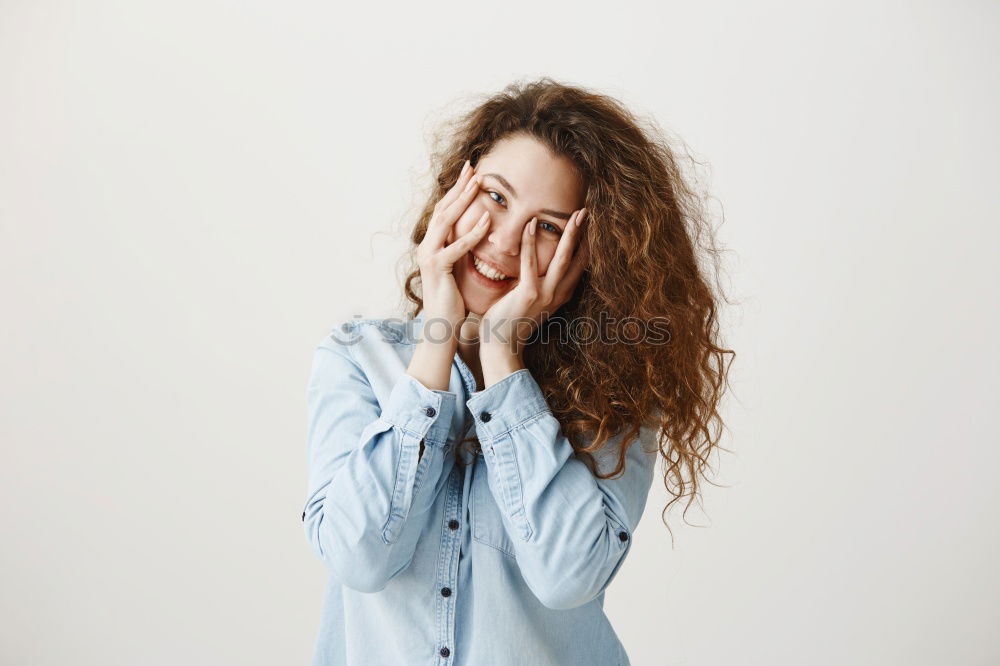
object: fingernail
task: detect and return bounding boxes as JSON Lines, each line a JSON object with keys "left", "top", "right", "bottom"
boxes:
{"left": 529, "top": 217, "right": 537, "bottom": 236}
{"left": 577, "top": 209, "right": 587, "bottom": 227}
{"left": 478, "top": 211, "right": 489, "bottom": 226}
{"left": 460, "top": 160, "right": 469, "bottom": 178}
{"left": 464, "top": 175, "right": 478, "bottom": 192}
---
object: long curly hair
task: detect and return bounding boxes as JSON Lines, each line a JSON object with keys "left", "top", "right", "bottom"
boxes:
{"left": 399, "top": 77, "right": 736, "bottom": 538}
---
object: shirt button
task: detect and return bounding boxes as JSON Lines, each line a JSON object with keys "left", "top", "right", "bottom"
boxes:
{"left": 425, "top": 406, "right": 436, "bottom": 418}
{"left": 301, "top": 511, "right": 305, "bottom": 522}
{"left": 440, "top": 646, "right": 450, "bottom": 657}
{"left": 441, "top": 586, "right": 451, "bottom": 597}
{"left": 480, "top": 411, "right": 492, "bottom": 422}
{"left": 448, "top": 519, "right": 460, "bottom": 530}
{"left": 618, "top": 530, "right": 629, "bottom": 542}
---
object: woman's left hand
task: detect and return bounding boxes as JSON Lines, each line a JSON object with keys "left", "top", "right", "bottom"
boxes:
{"left": 479, "top": 208, "right": 590, "bottom": 369}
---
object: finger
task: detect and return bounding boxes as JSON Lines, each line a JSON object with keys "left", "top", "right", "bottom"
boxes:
{"left": 568, "top": 208, "right": 590, "bottom": 267}
{"left": 571, "top": 210, "right": 591, "bottom": 271}
{"left": 578, "top": 209, "right": 591, "bottom": 260}
{"left": 517, "top": 217, "right": 539, "bottom": 291}
{"left": 541, "top": 208, "right": 583, "bottom": 292}
{"left": 578, "top": 231, "right": 590, "bottom": 267}
{"left": 566, "top": 238, "right": 590, "bottom": 284}
{"left": 437, "top": 209, "right": 491, "bottom": 267}
{"left": 426, "top": 172, "right": 481, "bottom": 248}
{"left": 554, "top": 218, "right": 591, "bottom": 302}
{"left": 555, "top": 249, "right": 589, "bottom": 304}
{"left": 425, "top": 161, "right": 472, "bottom": 248}
{"left": 436, "top": 159, "right": 472, "bottom": 212}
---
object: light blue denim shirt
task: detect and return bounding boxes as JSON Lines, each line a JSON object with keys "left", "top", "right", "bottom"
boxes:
{"left": 301, "top": 311, "right": 660, "bottom": 665}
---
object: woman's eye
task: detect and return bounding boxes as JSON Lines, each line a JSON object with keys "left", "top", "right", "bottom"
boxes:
{"left": 487, "top": 191, "right": 560, "bottom": 235}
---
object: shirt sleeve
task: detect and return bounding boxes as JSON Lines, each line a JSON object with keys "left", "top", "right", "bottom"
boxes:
{"left": 302, "top": 332, "right": 458, "bottom": 592}
{"left": 466, "top": 368, "right": 660, "bottom": 610}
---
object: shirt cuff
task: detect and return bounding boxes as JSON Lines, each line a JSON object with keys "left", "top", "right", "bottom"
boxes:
{"left": 465, "top": 368, "right": 550, "bottom": 440}
{"left": 380, "top": 373, "right": 457, "bottom": 447}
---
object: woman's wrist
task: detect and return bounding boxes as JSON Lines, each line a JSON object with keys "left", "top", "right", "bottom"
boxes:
{"left": 406, "top": 327, "right": 458, "bottom": 391}
{"left": 480, "top": 342, "right": 526, "bottom": 389}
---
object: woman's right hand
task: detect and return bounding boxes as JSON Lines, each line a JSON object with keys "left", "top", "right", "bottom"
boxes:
{"left": 416, "top": 159, "right": 491, "bottom": 332}
{"left": 407, "top": 160, "right": 490, "bottom": 392}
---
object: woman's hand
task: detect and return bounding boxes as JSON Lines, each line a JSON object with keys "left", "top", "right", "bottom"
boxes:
{"left": 416, "top": 160, "right": 491, "bottom": 329}
{"left": 407, "top": 160, "right": 491, "bottom": 391}
{"left": 479, "top": 209, "right": 590, "bottom": 387}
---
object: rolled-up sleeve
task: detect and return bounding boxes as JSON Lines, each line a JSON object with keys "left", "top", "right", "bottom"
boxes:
{"left": 466, "top": 368, "right": 659, "bottom": 610}
{"left": 302, "top": 334, "right": 457, "bottom": 592}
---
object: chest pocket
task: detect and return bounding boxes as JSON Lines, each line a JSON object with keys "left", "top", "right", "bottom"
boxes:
{"left": 471, "top": 456, "right": 517, "bottom": 559}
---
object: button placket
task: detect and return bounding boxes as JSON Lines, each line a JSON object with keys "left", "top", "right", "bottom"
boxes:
{"left": 427, "top": 351, "right": 481, "bottom": 664}
{"left": 434, "top": 463, "right": 463, "bottom": 663}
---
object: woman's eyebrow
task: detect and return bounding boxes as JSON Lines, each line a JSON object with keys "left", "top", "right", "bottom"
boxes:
{"left": 482, "top": 172, "right": 572, "bottom": 221}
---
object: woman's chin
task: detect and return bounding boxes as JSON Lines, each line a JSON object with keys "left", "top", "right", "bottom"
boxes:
{"left": 463, "top": 300, "right": 489, "bottom": 317}
{"left": 457, "top": 287, "right": 495, "bottom": 317}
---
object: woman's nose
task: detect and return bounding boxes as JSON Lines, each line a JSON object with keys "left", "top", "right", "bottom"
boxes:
{"left": 487, "top": 217, "right": 527, "bottom": 256}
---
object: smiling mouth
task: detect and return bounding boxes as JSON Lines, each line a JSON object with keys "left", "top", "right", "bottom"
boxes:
{"left": 471, "top": 253, "right": 515, "bottom": 281}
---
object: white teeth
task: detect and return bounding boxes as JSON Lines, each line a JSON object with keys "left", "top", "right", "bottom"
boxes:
{"left": 473, "top": 256, "right": 509, "bottom": 281}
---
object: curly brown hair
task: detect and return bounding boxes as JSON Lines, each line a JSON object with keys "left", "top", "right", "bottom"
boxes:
{"left": 399, "top": 77, "right": 736, "bottom": 540}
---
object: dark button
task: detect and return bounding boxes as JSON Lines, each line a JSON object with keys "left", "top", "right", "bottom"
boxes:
{"left": 425, "top": 406, "right": 436, "bottom": 418}
{"left": 441, "top": 586, "right": 451, "bottom": 597}
{"left": 440, "top": 646, "right": 450, "bottom": 658}
{"left": 480, "top": 411, "right": 492, "bottom": 422}
{"left": 448, "top": 519, "right": 460, "bottom": 530}
{"left": 301, "top": 511, "right": 305, "bottom": 522}
{"left": 618, "top": 530, "right": 629, "bottom": 542}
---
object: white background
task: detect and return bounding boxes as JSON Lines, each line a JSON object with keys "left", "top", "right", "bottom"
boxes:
{"left": 2, "top": 1, "right": 997, "bottom": 664}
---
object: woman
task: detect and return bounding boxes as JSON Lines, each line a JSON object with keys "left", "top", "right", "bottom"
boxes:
{"left": 302, "top": 78, "right": 734, "bottom": 665}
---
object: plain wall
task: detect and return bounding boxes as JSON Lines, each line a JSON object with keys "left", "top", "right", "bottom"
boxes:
{"left": 1, "top": 1, "right": 997, "bottom": 664}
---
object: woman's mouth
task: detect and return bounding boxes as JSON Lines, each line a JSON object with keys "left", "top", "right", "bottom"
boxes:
{"left": 467, "top": 253, "right": 515, "bottom": 289}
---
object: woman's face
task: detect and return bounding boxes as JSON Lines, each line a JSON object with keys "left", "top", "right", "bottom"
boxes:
{"left": 448, "top": 133, "right": 585, "bottom": 316}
